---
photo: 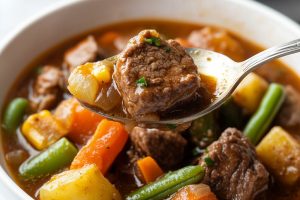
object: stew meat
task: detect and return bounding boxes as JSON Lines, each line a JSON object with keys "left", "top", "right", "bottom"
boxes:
{"left": 187, "top": 27, "right": 246, "bottom": 61}
{"left": 130, "top": 126, "right": 187, "bottom": 169}
{"left": 114, "top": 30, "right": 201, "bottom": 120}
{"left": 276, "top": 86, "right": 300, "bottom": 130}
{"left": 2, "top": 20, "right": 300, "bottom": 200}
{"left": 200, "top": 128, "right": 269, "bottom": 200}
{"left": 29, "top": 65, "right": 64, "bottom": 111}
{"left": 64, "top": 35, "right": 100, "bottom": 70}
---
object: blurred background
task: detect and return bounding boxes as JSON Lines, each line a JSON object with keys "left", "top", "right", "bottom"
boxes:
{"left": 0, "top": 0, "right": 300, "bottom": 38}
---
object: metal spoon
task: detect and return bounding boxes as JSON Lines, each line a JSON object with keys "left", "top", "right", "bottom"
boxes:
{"left": 81, "top": 39, "right": 300, "bottom": 124}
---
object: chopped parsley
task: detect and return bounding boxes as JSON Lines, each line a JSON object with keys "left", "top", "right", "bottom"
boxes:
{"left": 166, "top": 124, "right": 177, "bottom": 130}
{"left": 136, "top": 77, "right": 148, "bottom": 87}
{"left": 204, "top": 156, "right": 214, "bottom": 167}
{"left": 144, "top": 37, "right": 161, "bottom": 47}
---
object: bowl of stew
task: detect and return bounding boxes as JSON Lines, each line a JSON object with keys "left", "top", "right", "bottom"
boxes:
{"left": 1, "top": 0, "right": 300, "bottom": 199}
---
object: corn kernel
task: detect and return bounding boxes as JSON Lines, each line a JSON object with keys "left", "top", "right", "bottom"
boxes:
{"left": 91, "top": 63, "right": 112, "bottom": 84}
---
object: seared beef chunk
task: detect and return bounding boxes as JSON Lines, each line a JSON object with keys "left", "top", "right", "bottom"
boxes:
{"left": 114, "top": 30, "right": 201, "bottom": 120}
{"left": 276, "top": 86, "right": 300, "bottom": 130}
{"left": 64, "top": 36, "right": 99, "bottom": 70}
{"left": 199, "top": 128, "right": 269, "bottom": 200}
{"left": 130, "top": 126, "right": 187, "bottom": 169}
{"left": 188, "top": 27, "right": 245, "bottom": 61}
{"left": 30, "top": 65, "right": 64, "bottom": 111}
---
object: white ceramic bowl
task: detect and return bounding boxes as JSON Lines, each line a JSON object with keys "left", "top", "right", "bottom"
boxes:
{"left": 1, "top": 0, "right": 300, "bottom": 199}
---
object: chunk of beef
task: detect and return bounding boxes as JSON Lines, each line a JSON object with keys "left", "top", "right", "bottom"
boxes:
{"left": 188, "top": 27, "right": 245, "bottom": 61}
{"left": 130, "top": 126, "right": 187, "bottom": 169}
{"left": 276, "top": 86, "right": 300, "bottom": 130}
{"left": 199, "top": 128, "right": 269, "bottom": 200}
{"left": 64, "top": 36, "right": 99, "bottom": 70}
{"left": 114, "top": 30, "right": 201, "bottom": 120}
{"left": 30, "top": 65, "right": 64, "bottom": 111}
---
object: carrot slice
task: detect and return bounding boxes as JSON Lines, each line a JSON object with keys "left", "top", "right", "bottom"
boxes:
{"left": 171, "top": 184, "right": 218, "bottom": 200}
{"left": 137, "top": 156, "right": 164, "bottom": 183}
{"left": 98, "top": 31, "right": 120, "bottom": 46}
{"left": 54, "top": 98, "right": 103, "bottom": 144}
{"left": 69, "top": 102, "right": 103, "bottom": 144}
{"left": 70, "top": 119, "right": 128, "bottom": 174}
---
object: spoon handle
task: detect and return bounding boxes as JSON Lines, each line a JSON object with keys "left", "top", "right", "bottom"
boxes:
{"left": 241, "top": 38, "right": 300, "bottom": 73}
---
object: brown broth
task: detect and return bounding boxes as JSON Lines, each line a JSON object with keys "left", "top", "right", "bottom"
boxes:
{"left": 1, "top": 19, "right": 300, "bottom": 199}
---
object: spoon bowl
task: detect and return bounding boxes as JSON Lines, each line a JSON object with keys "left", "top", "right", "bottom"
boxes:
{"left": 80, "top": 39, "right": 300, "bottom": 124}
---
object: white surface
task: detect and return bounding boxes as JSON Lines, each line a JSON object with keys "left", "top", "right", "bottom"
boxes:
{"left": 0, "top": 0, "right": 300, "bottom": 199}
{"left": 0, "top": 0, "right": 69, "bottom": 38}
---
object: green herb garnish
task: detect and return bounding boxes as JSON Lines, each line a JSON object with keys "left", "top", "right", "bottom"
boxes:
{"left": 144, "top": 37, "right": 161, "bottom": 47}
{"left": 204, "top": 156, "right": 214, "bottom": 167}
{"left": 136, "top": 77, "right": 148, "bottom": 87}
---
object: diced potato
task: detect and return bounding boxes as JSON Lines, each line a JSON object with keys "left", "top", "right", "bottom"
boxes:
{"left": 22, "top": 110, "right": 68, "bottom": 150}
{"left": 91, "top": 61, "right": 113, "bottom": 84}
{"left": 68, "top": 63, "right": 99, "bottom": 105}
{"left": 39, "top": 164, "right": 121, "bottom": 200}
{"left": 233, "top": 73, "right": 268, "bottom": 114}
{"left": 256, "top": 126, "right": 300, "bottom": 185}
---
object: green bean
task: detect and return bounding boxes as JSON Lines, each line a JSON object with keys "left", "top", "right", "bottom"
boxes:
{"left": 244, "top": 83, "right": 285, "bottom": 144}
{"left": 126, "top": 165, "right": 204, "bottom": 200}
{"left": 3, "top": 98, "right": 28, "bottom": 132}
{"left": 19, "top": 138, "right": 78, "bottom": 179}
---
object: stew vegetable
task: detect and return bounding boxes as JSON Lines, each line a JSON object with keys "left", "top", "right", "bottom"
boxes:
{"left": 2, "top": 20, "right": 300, "bottom": 200}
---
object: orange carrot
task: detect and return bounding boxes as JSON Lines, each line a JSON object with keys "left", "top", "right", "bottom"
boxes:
{"left": 98, "top": 31, "right": 120, "bottom": 46}
{"left": 54, "top": 98, "right": 103, "bottom": 144}
{"left": 137, "top": 156, "right": 163, "bottom": 183}
{"left": 171, "top": 184, "right": 218, "bottom": 200}
{"left": 69, "top": 102, "right": 103, "bottom": 144}
{"left": 70, "top": 119, "right": 128, "bottom": 174}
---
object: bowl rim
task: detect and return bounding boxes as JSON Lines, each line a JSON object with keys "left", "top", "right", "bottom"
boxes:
{"left": 1, "top": 0, "right": 300, "bottom": 199}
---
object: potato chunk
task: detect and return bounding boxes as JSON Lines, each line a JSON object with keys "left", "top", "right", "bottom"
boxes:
{"left": 68, "top": 63, "right": 99, "bottom": 105}
{"left": 68, "top": 61, "right": 114, "bottom": 106}
{"left": 256, "top": 126, "right": 300, "bottom": 185}
{"left": 39, "top": 164, "right": 121, "bottom": 200}
{"left": 233, "top": 73, "right": 268, "bottom": 114}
